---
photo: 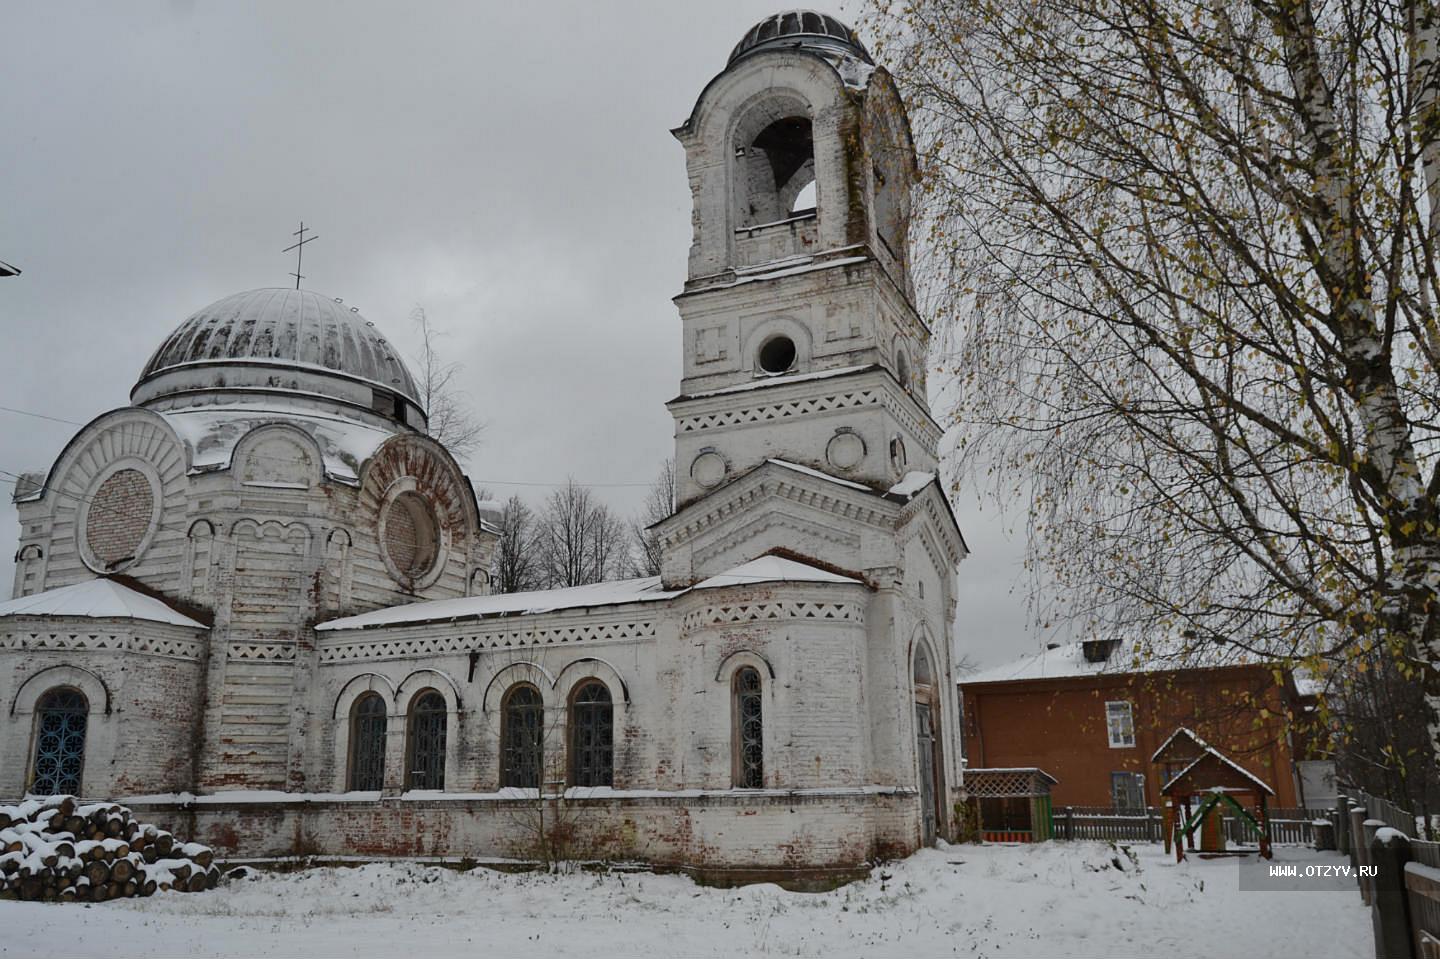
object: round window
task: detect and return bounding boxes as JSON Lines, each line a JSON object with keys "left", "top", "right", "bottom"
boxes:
{"left": 384, "top": 491, "right": 440, "bottom": 580}
{"left": 691, "top": 450, "right": 728, "bottom": 489}
{"left": 757, "top": 335, "right": 797, "bottom": 374}
{"left": 85, "top": 468, "right": 155, "bottom": 570}
{"left": 826, "top": 430, "right": 866, "bottom": 471}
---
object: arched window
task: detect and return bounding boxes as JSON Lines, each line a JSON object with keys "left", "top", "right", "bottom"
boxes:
{"left": 501, "top": 684, "right": 544, "bottom": 789}
{"left": 16, "top": 544, "right": 43, "bottom": 598}
{"left": 568, "top": 681, "right": 613, "bottom": 788}
{"left": 733, "top": 668, "right": 764, "bottom": 788}
{"left": 737, "top": 115, "right": 815, "bottom": 226}
{"left": 895, "top": 347, "right": 912, "bottom": 394}
{"left": 348, "top": 693, "right": 387, "bottom": 791}
{"left": 31, "top": 687, "right": 87, "bottom": 795}
{"left": 405, "top": 691, "right": 447, "bottom": 790}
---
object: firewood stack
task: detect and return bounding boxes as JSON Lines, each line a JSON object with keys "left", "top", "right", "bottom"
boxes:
{"left": 0, "top": 796, "right": 220, "bottom": 902}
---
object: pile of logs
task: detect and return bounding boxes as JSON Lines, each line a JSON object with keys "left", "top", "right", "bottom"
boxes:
{"left": 0, "top": 796, "right": 220, "bottom": 902}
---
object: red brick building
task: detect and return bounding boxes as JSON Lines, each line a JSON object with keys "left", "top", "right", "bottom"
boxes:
{"left": 959, "top": 639, "right": 1326, "bottom": 810}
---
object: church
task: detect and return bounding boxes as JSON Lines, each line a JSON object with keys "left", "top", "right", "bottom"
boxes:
{"left": 0, "top": 11, "right": 967, "bottom": 883}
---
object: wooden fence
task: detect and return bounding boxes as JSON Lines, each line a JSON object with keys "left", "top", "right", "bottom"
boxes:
{"left": 1053, "top": 806, "right": 1325, "bottom": 846}
{"left": 1334, "top": 787, "right": 1440, "bottom": 958}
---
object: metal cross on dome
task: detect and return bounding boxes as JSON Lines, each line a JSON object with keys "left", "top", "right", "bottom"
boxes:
{"left": 282, "top": 220, "right": 319, "bottom": 290}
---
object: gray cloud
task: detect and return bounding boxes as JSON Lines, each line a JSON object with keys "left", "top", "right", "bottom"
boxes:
{"left": 0, "top": 0, "right": 1043, "bottom": 668}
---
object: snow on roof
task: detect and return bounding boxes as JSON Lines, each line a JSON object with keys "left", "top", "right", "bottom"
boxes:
{"left": 159, "top": 403, "right": 395, "bottom": 485}
{"left": 318, "top": 555, "right": 867, "bottom": 633}
{"left": 960, "top": 637, "right": 1270, "bottom": 686}
{"left": 766, "top": 458, "right": 874, "bottom": 492}
{"left": 965, "top": 766, "right": 1060, "bottom": 784}
{"left": 887, "top": 471, "right": 936, "bottom": 500}
{"left": 692, "top": 555, "right": 862, "bottom": 590}
{"left": 764, "top": 461, "right": 939, "bottom": 505}
{"left": 700, "top": 254, "right": 870, "bottom": 292}
{"left": 1161, "top": 741, "right": 1275, "bottom": 796}
{"left": 1150, "top": 726, "right": 1210, "bottom": 763}
{"left": 0, "top": 579, "right": 206, "bottom": 629}
{"left": 679, "top": 364, "right": 874, "bottom": 400}
{"left": 317, "top": 577, "right": 677, "bottom": 631}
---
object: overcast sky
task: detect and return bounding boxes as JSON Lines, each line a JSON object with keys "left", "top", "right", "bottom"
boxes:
{"left": 0, "top": 1, "right": 1043, "bottom": 668}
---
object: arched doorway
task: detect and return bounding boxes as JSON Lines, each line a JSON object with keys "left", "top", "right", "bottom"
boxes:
{"left": 913, "top": 643, "right": 944, "bottom": 845}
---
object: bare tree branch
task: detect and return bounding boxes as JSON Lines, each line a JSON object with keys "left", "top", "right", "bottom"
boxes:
{"left": 410, "top": 306, "right": 485, "bottom": 462}
{"left": 630, "top": 458, "right": 675, "bottom": 577}
{"left": 534, "top": 479, "right": 629, "bottom": 588}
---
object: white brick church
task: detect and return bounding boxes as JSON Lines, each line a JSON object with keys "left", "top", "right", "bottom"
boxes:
{"left": 0, "top": 11, "right": 967, "bottom": 882}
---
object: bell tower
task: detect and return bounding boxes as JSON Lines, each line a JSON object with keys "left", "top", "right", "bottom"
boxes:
{"left": 667, "top": 11, "right": 939, "bottom": 507}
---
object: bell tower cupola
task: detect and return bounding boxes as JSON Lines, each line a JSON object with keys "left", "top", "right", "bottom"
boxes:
{"left": 667, "top": 10, "right": 939, "bottom": 507}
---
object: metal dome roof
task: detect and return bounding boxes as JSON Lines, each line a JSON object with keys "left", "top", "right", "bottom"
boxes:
{"left": 728, "top": 10, "right": 871, "bottom": 66}
{"left": 136, "top": 288, "right": 420, "bottom": 404}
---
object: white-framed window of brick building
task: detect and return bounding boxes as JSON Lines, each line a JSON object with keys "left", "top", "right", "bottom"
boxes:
{"left": 1110, "top": 771, "right": 1145, "bottom": 812}
{"left": 1105, "top": 700, "right": 1135, "bottom": 748}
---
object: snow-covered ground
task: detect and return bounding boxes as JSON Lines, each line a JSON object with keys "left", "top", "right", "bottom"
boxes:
{"left": 2, "top": 842, "right": 1369, "bottom": 958}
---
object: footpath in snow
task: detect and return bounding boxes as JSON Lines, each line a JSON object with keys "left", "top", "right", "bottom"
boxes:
{"left": 1, "top": 841, "right": 1370, "bottom": 958}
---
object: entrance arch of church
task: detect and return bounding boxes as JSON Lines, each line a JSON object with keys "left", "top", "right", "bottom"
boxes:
{"left": 913, "top": 638, "right": 945, "bottom": 846}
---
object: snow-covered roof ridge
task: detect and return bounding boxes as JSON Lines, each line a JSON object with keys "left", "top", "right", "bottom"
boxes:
{"left": 766, "top": 458, "right": 874, "bottom": 493}
{"left": 692, "top": 555, "right": 863, "bottom": 590}
{"left": 0, "top": 578, "right": 207, "bottom": 629}
{"left": 1160, "top": 739, "right": 1275, "bottom": 796}
{"left": 1150, "top": 726, "right": 1207, "bottom": 763}
{"left": 317, "top": 576, "right": 676, "bottom": 632}
{"left": 318, "top": 554, "right": 867, "bottom": 633}
{"left": 960, "top": 636, "right": 1277, "bottom": 686}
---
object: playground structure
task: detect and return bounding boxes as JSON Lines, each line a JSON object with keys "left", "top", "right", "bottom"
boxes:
{"left": 1153, "top": 728, "right": 1275, "bottom": 860}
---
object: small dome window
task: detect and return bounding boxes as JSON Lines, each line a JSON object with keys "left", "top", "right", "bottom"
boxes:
{"left": 757, "top": 335, "right": 797, "bottom": 374}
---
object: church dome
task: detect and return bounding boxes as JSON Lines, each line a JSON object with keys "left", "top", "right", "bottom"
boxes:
{"left": 728, "top": 10, "right": 871, "bottom": 66}
{"left": 131, "top": 288, "right": 424, "bottom": 427}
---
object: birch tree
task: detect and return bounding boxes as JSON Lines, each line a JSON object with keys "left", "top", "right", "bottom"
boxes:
{"left": 866, "top": 0, "right": 1440, "bottom": 756}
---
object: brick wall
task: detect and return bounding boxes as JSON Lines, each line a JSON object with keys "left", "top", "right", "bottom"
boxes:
{"left": 124, "top": 789, "right": 922, "bottom": 882}
{"left": 961, "top": 665, "right": 1302, "bottom": 807}
{"left": 84, "top": 469, "right": 153, "bottom": 567}
{"left": 0, "top": 620, "right": 206, "bottom": 798}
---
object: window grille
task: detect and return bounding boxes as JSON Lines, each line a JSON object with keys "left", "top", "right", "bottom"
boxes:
{"left": 502, "top": 685, "right": 544, "bottom": 789}
{"left": 735, "top": 667, "right": 763, "bottom": 789}
{"left": 32, "top": 688, "right": 87, "bottom": 795}
{"left": 349, "top": 693, "right": 387, "bottom": 791}
{"left": 406, "top": 691, "right": 447, "bottom": 790}
{"left": 1106, "top": 700, "right": 1136, "bottom": 748}
{"left": 569, "top": 682, "right": 613, "bottom": 788}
